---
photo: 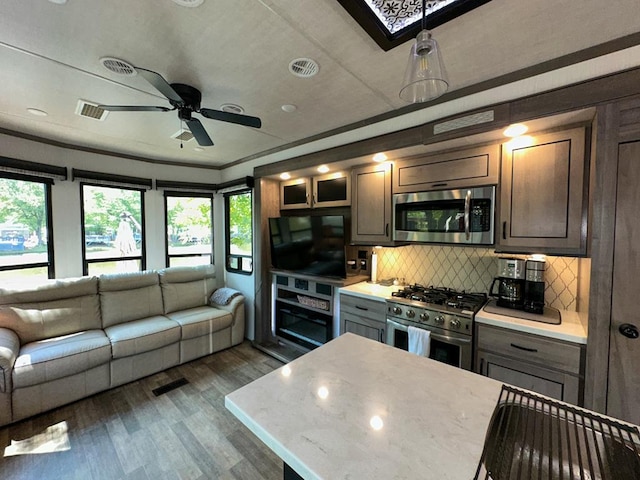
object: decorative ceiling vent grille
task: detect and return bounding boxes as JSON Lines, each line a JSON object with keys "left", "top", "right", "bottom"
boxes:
{"left": 100, "top": 57, "right": 136, "bottom": 76}
{"left": 433, "top": 111, "right": 495, "bottom": 135}
{"left": 75, "top": 100, "right": 108, "bottom": 121}
{"left": 289, "top": 58, "right": 320, "bottom": 78}
{"left": 172, "top": 129, "right": 194, "bottom": 142}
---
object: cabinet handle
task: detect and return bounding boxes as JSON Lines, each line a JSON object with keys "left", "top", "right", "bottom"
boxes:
{"left": 432, "top": 183, "right": 448, "bottom": 188}
{"left": 479, "top": 357, "right": 484, "bottom": 374}
{"left": 502, "top": 221, "right": 507, "bottom": 240}
{"left": 355, "top": 305, "right": 369, "bottom": 311}
{"left": 306, "top": 193, "right": 310, "bottom": 206}
{"left": 510, "top": 343, "right": 538, "bottom": 353}
{"left": 385, "top": 223, "right": 389, "bottom": 237}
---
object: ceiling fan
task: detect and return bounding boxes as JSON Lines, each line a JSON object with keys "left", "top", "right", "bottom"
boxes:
{"left": 98, "top": 67, "right": 262, "bottom": 146}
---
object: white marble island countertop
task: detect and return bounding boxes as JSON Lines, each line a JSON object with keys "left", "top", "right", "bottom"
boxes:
{"left": 225, "top": 333, "right": 504, "bottom": 479}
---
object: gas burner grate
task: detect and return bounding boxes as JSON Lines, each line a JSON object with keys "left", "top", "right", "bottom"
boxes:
{"left": 475, "top": 385, "right": 640, "bottom": 480}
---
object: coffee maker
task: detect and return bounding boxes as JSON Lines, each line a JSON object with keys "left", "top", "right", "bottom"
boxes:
{"left": 490, "top": 258, "right": 526, "bottom": 309}
{"left": 524, "top": 259, "right": 546, "bottom": 314}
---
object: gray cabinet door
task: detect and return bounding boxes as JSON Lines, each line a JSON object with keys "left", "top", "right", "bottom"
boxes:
{"left": 351, "top": 163, "right": 392, "bottom": 245}
{"left": 497, "top": 127, "right": 588, "bottom": 255}
{"left": 607, "top": 140, "right": 640, "bottom": 424}
{"left": 343, "top": 314, "right": 385, "bottom": 343}
{"left": 477, "top": 351, "right": 580, "bottom": 405}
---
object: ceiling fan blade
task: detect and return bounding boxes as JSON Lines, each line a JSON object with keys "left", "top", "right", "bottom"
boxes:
{"left": 185, "top": 118, "right": 214, "bottom": 146}
{"left": 135, "top": 67, "right": 184, "bottom": 104}
{"left": 199, "top": 108, "right": 262, "bottom": 129}
{"left": 98, "top": 105, "right": 171, "bottom": 112}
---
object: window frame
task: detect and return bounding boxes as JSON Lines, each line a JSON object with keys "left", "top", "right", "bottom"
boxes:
{"left": 0, "top": 172, "right": 55, "bottom": 279}
{"left": 225, "top": 189, "right": 253, "bottom": 275}
{"left": 163, "top": 190, "right": 214, "bottom": 268}
{"left": 80, "top": 181, "right": 146, "bottom": 276}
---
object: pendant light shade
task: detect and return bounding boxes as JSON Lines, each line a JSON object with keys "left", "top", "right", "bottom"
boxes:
{"left": 399, "top": 29, "right": 449, "bottom": 103}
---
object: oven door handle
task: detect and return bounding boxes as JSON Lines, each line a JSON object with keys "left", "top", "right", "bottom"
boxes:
{"left": 464, "top": 189, "right": 471, "bottom": 241}
{"left": 386, "top": 318, "right": 472, "bottom": 347}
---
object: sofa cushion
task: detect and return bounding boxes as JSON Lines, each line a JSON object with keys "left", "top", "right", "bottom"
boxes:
{"left": 0, "top": 276, "right": 98, "bottom": 305}
{"left": 99, "top": 271, "right": 164, "bottom": 328}
{"left": 13, "top": 330, "right": 111, "bottom": 389}
{"left": 0, "top": 294, "right": 102, "bottom": 345}
{"left": 166, "top": 306, "right": 233, "bottom": 340}
{"left": 104, "top": 316, "right": 180, "bottom": 358}
{"left": 158, "top": 265, "right": 217, "bottom": 314}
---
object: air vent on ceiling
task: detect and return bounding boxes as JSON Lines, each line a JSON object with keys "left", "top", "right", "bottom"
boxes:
{"left": 171, "top": 0, "right": 204, "bottom": 7}
{"left": 172, "top": 129, "right": 194, "bottom": 142}
{"left": 289, "top": 58, "right": 320, "bottom": 78}
{"left": 433, "top": 110, "right": 495, "bottom": 135}
{"left": 220, "top": 103, "right": 244, "bottom": 115}
{"left": 100, "top": 57, "right": 136, "bottom": 76}
{"left": 75, "top": 100, "right": 108, "bottom": 121}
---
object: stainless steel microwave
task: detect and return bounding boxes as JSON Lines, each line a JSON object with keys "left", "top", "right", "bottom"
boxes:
{"left": 393, "top": 186, "right": 495, "bottom": 245}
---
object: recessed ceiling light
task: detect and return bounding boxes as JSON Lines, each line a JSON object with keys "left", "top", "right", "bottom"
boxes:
{"left": 373, "top": 153, "right": 387, "bottom": 162}
{"left": 48, "top": 0, "right": 67, "bottom": 4}
{"left": 317, "top": 165, "right": 330, "bottom": 174}
{"left": 194, "top": 147, "right": 204, "bottom": 152}
{"left": 27, "top": 108, "right": 48, "bottom": 117}
{"left": 281, "top": 104, "right": 297, "bottom": 113}
{"left": 280, "top": 173, "right": 291, "bottom": 180}
{"left": 503, "top": 123, "right": 528, "bottom": 137}
{"left": 171, "top": 0, "right": 204, "bottom": 7}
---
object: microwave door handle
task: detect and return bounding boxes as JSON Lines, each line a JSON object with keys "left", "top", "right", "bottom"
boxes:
{"left": 464, "top": 189, "right": 471, "bottom": 240}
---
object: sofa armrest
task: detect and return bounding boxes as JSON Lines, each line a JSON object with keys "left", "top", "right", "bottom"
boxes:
{"left": 0, "top": 327, "right": 20, "bottom": 393}
{"left": 213, "top": 295, "right": 245, "bottom": 345}
{"left": 213, "top": 295, "right": 244, "bottom": 322}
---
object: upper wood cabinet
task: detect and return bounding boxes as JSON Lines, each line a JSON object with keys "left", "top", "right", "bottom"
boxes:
{"left": 496, "top": 126, "right": 589, "bottom": 255}
{"left": 351, "top": 162, "right": 393, "bottom": 245}
{"left": 393, "top": 143, "right": 500, "bottom": 193}
{"left": 280, "top": 173, "right": 351, "bottom": 210}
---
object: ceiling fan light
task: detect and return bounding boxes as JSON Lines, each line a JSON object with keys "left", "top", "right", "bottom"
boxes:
{"left": 399, "top": 30, "right": 449, "bottom": 103}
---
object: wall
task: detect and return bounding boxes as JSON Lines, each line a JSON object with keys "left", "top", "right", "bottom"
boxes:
{"left": 375, "top": 245, "right": 582, "bottom": 311}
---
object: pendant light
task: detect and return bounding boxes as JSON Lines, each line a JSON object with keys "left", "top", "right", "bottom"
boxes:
{"left": 399, "top": 0, "right": 449, "bottom": 103}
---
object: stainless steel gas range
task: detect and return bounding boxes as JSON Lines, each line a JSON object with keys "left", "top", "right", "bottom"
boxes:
{"left": 385, "top": 285, "right": 487, "bottom": 370}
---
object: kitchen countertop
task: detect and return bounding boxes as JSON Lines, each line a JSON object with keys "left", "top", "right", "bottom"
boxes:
{"left": 475, "top": 304, "right": 588, "bottom": 344}
{"left": 225, "top": 333, "right": 503, "bottom": 480}
{"left": 340, "top": 281, "right": 588, "bottom": 344}
{"left": 338, "top": 281, "right": 400, "bottom": 302}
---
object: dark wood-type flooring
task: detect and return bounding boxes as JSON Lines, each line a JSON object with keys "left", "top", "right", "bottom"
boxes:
{"left": 0, "top": 342, "right": 285, "bottom": 480}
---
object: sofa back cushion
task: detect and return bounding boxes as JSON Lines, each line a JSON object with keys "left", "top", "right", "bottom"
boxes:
{"left": 99, "top": 271, "right": 164, "bottom": 328}
{"left": 158, "top": 265, "right": 218, "bottom": 314}
{"left": 0, "top": 276, "right": 101, "bottom": 344}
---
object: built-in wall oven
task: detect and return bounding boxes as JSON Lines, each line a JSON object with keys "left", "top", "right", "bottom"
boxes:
{"left": 394, "top": 186, "right": 495, "bottom": 244}
{"left": 385, "top": 286, "right": 487, "bottom": 370}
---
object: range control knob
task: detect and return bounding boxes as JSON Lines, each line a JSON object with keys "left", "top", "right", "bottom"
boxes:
{"left": 419, "top": 312, "right": 430, "bottom": 322}
{"left": 450, "top": 319, "right": 461, "bottom": 329}
{"left": 406, "top": 309, "right": 415, "bottom": 319}
{"left": 434, "top": 315, "right": 445, "bottom": 325}
{"left": 392, "top": 306, "right": 402, "bottom": 315}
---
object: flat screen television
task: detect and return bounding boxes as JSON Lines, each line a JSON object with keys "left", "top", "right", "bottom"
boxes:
{"left": 269, "top": 215, "right": 347, "bottom": 279}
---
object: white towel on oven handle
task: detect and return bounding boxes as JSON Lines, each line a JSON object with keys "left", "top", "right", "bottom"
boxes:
{"left": 408, "top": 326, "right": 431, "bottom": 357}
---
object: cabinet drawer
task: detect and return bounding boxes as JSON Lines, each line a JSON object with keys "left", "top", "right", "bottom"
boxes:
{"left": 476, "top": 324, "right": 583, "bottom": 375}
{"left": 341, "top": 311, "right": 385, "bottom": 342}
{"left": 340, "top": 294, "right": 386, "bottom": 320}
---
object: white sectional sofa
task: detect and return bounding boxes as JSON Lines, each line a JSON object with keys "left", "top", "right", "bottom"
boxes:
{"left": 0, "top": 265, "right": 244, "bottom": 427}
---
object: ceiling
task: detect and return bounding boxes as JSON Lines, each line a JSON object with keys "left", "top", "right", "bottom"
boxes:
{"left": 1, "top": 0, "right": 639, "bottom": 170}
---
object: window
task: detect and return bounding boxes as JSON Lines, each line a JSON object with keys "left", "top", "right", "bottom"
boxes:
{"left": 225, "top": 190, "right": 253, "bottom": 274}
{"left": 81, "top": 184, "right": 145, "bottom": 275}
{"left": 165, "top": 192, "right": 213, "bottom": 267}
{"left": 0, "top": 175, "right": 54, "bottom": 284}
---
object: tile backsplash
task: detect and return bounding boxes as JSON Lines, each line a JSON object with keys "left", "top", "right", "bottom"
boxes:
{"left": 374, "top": 245, "right": 582, "bottom": 311}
